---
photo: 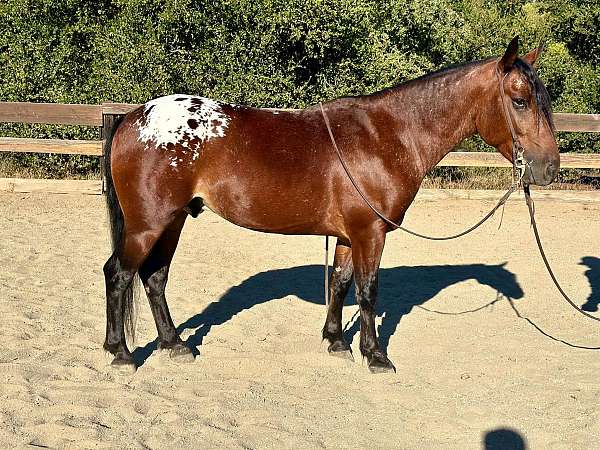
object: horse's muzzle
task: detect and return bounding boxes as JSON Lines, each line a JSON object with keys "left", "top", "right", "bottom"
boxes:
{"left": 524, "top": 156, "right": 560, "bottom": 186}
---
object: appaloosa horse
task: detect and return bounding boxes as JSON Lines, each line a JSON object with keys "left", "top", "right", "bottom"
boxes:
{"left": 103, "top": 37, "right": 559, "bottom": 373}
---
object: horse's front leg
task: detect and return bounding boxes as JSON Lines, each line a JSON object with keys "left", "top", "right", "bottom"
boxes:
{"left": 351, "top": 223, "right": 396, "bottom": 373}
{"left": 322, "top": 239, "right": 354, "bottom": 359}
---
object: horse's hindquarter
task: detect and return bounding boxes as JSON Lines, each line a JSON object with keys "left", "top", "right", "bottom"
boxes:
{"left": 195, "top": 106, "right": 336, "bottom": 234}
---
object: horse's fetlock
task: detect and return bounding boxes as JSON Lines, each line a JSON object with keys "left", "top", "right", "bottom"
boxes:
{"left": 322, "top": 324, "right": 343, "bottom": 343}
{"left": 359, "top": 335, "right": 379, "bottom": 355}
{"left": 358, "top": 297, "right": 376, "bottom": 311}
{"left": 103, "top": 340, "right": 126, "bottom": 356}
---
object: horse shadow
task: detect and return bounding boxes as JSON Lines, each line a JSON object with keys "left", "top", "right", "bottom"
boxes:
{"left": 580, "top": 256, "right": 600, "bottom": 312}
{"left": 132, "top": 263, "right": 524, "bottom": 366}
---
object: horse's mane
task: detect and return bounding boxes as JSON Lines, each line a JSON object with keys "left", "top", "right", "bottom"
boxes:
{"left": 365, "top": 56, "right": 554, "bottom": 131}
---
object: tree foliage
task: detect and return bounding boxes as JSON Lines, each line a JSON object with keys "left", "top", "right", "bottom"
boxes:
{"left": 0, "top": 0, "right": 598, "bottom": 175}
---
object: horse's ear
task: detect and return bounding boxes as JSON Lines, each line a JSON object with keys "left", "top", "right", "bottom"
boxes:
{"left": 522, "top": 42, "right": 544, "bottom": 67}
{"left": 499, "top": 36, "right": 519, "bottom": 72}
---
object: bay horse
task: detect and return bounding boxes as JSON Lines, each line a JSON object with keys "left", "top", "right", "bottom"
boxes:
{"left": 103, "top": 36, "right": 559, "bottom": 373}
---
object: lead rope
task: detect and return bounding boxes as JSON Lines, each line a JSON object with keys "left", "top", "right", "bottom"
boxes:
{"left": 319, "top": 97, "right": 518, "bottom": 307}
{"left": 524, "top": 186, "right": 600, "bottom": 323}
{"left": 498, "top": 61, "right": 600, "bottom": 324}
{"left": 324, "top": 236, "right": 329, "bottom": 306}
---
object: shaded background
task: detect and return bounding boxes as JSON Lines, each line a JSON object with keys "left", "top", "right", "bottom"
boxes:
{"left": 0, "top": 0, "right": 598, "bottom": 176}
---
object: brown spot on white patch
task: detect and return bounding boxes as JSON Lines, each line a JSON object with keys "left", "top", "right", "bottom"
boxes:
{"left": 211, "top": 119, "right": 223, "bottom": 134}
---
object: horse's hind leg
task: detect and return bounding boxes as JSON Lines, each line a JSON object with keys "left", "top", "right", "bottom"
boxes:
{"left": 322, "top": 240, "right": 354, "bottom": 360}
{"left": 138, "top": 211, "right": 193, "bottom": 362}
{"left": 103, "top": 228, "right": 164, "bottom": 372}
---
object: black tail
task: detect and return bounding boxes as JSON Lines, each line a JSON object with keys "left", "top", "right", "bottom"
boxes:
{"left": 103, "top": 115, "right": 139, "bottom": 345}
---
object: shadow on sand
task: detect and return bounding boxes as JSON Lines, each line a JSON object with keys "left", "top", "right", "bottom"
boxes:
{"left": 133, "top": 263, "right": 524, "bottom": 366}
{"left": 504, "top": 254, "right": 600, "bottom": 350}
{"left": 580, "top": 256, "right": 600, "bottom": 312}
{"left": 483, "top": 427, "right": 527, "bottom": 450}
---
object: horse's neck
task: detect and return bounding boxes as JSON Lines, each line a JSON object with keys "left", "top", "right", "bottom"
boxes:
{"left": 383, "top": 62, "right": 490, "bottom": 174}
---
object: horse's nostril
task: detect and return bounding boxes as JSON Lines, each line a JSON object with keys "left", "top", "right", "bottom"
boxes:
{"left": 545, "top": 161, "right": 558, "bottom": 181}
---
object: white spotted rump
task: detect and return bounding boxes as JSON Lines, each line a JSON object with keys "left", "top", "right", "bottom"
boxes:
{"left": 136, "top": 94, "right": 230, "bottom": 166}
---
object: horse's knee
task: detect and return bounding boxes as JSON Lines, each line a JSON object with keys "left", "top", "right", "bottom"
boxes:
{"left": 103, "top": 253, "right": 118, "bottom": 278}
{"left": 104, "top": 255, "right": 136, "bottom": 295}
{"left": 356, "top": 273, "right": 378, "bottom": 309}
{"left": 332, "top": 265, "right": 353, "bottom": 288}
{"left": 140, "top": 265, "right": 169, "bottom": 297}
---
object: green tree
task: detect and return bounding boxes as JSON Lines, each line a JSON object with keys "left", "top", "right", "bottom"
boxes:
{"left": 0, "top": 0, "right": 597, "bottom": 177}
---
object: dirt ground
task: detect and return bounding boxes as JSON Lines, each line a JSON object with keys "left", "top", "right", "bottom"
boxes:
{"left": 0, "top": 191, "right": 599, "bottom": 449}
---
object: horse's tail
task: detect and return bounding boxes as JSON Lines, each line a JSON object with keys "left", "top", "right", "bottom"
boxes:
{"left": 104, "top": 116, "right": 139, "bottom": 345}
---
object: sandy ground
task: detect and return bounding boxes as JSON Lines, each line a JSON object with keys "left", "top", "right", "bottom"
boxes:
{"left": 0, "top": 191, "right": 599, "bottom": 449}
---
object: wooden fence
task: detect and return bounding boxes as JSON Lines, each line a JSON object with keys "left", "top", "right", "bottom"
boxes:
{"left": 0, "top": 101, "right": 599, "bottom": 194}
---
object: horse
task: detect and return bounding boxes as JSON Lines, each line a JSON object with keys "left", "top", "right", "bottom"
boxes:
{"left": 102, "top": 36, "right": 559, "bottom": 374}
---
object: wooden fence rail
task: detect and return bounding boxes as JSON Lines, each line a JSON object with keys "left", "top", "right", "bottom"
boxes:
{"left": 0, "top": 101, "right": 598, "bottom": 132}
{"left": 0, "top": 102, "right": 103, "bottom": 126}
{"left": 0, "top": 137, "right": 103, "bottom": 156}
{"left": 438, "top": 151, "right": 600, "bottom": 169}
{"left": 0, "top": 101, "right": 598, "bottom": 194}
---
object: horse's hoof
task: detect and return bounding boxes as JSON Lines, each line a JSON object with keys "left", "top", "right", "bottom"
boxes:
{"left": 367, "top": 352, "right": 396, "bottom": 374}
{"left": 330, "top": 350, "right": 355, "bottom": 361}
{"left": 169, "top": 344, "right": 195, "bottom": 363}
{"left": 110, "top": 358, "right": 137, "bottom": 374}
{"left": 327, "top": 341, "right": 354, "bottom": 361}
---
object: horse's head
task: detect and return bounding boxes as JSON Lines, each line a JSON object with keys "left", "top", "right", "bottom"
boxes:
{"left": 477, "top": 36, "right": 559, "bottom": 186}
{"left": 472, "top": 262, "right": 524, "bottom": 301}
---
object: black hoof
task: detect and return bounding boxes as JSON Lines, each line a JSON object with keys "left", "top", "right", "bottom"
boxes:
{"left": 327, "top": 340, "right": 354, "bottom": 361}
{"left": 104, "top": 343, "right": 136, "bottom": 373}
{"left": 110, "top": 357, "right": 137, "bottom": 374}
{"left": 158, "top": 341, "right": 195, "bottom": 363}
{"left": 366, "top": 351, "right": 396, "bottom": 374}
{"left": 169, "top": 344, "right": 195, "bottom": 363}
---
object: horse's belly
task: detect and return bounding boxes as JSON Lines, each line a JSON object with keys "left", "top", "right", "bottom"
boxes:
{"left": 196, "top": 183, "right": 325, "bottom": 235}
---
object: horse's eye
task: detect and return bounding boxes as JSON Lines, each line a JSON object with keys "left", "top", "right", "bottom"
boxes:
{"left": 512, "top": 98, "right": 527, "bottom": 110}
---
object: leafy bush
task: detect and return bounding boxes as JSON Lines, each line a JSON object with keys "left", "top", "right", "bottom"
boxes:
{"left": 0, "top": 0, "right": 598, "bottom": 177}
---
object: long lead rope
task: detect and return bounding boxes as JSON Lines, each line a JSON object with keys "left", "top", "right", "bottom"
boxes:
{"left": 319, "top": 100, "right": 515, "bottom": 303}
{"left": 524, "top": 186, "right": 600, "bottom": 322}
{"left": 324, "top": 236, "right": 329, "bottom": 306}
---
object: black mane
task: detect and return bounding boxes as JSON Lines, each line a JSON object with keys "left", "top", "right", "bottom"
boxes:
{"left": 368, "top": 56, "right": 555, "bottom": 132}
{"left": 366, "top": 58, "right": 491, "bottom": 98}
